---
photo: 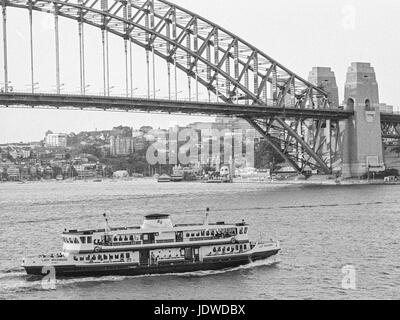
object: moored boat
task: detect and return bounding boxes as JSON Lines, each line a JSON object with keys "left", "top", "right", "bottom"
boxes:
{"left": 157, "top": 174, "right": 171, "bottom": 183}
{"left": 22, "top": 210, "right": 280, "bottom": 278}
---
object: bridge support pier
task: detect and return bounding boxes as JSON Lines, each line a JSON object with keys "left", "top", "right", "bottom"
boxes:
{"left": 342, "top": 62, "right": 385, "bottom": 178}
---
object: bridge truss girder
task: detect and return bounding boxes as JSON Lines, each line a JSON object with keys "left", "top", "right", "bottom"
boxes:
{"left": 381, "top": 121, "right": 400, "bottom": 140}
{"left": 0, "top": 0, "right": 340, "bottom": 175}
{"left": 246, "top": 117, "right": 342, "bottom": 176}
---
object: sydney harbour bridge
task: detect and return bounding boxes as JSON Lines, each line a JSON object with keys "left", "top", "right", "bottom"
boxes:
{"left": 0, "top": 0, "right": 399, "bottom": 177}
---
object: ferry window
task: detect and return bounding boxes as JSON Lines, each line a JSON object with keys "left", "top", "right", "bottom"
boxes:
{"left": 87, "top": 237, "right": 92, "bottom": 244}
{"left": 86, "top": 256, "right": 90, "bottom": 261}
{"left": 239, "top": 245, "right": 243, "bottom": 251}
{"left": 124, "top": 236, "right": 128, "bottom": 241}
{"left": 227, "top": 247, "right": 230, "bottom": 252}
{"left": 80, "top": 257, "right": 84, "bottom": 261}
{"left": 211, "top": 231, "right": 215, "bottom": 236}
{"left": 114, "top": 254, "right": 119, "bottom": 259}
{"left": 195, "top": 248, "right": 199, "bottom": 254}
{"left": 97, "top": 255, "right": 102, "bottom": 260}
{"left": 235, "top": 245, "right": 239, "bottom": 251}
{"left": 73, "top": 256, "right": 78, "bottom": 261}
{"left": 196, "top": 232, "right": 200, "bottom": 237}
{"left": 244, "top": 245, "right": 247, "bottom": 250}
{"left": 186, "top": 233, "right": 189, "bottom": 237}
{"left": 109, "top": 255, "right": 113, "bottom": 260}
{"left": 113, "top": 236, "right": 118, "bottom": 242}
{"left": 92, "top": 255, "right": 96, "bottom": 260}
{"left": 80, "top": 237, "right": 86, "bottom": 244}
{"left": 181, "top": 249, "right": 185, "bottom": 256}
{"left": 74, "top": 238, "right": 79, "bottom": 244}
{"left": 129, "top": 235, "right": 134, "bottom": 241}
{"left": 222, "top": 247, "right": 225, "bottom": 253}
{"left": 239, "top": 228, "right": 243, "bottom": 235}
{"left": 213, "top": 247, "right": 216, "bottom": 253}
{"left": 143, "top": 235, "right": 148, "bottom": 241}
{"left": 119, "top": 236, "right": 123, "bottom": 241}
{"left": 201, "top": 231, "right": 205, "bottom": 236}
{"left": 103, "top": 254, "right": 108, "bottom": 260}
{"left": 244, "top": 227, "right": 248, "bottom": 234}
{"left": 206, "top": 231, "right": 210, "bottom": 236}
{"left": 191, "top": 233, "right": 195, "bottom": 237}
{"left": 126, "top": 253, "right": 130, "bottom": 259}
{"left": 217, "top": 247, "right": 221, "bottom": 252}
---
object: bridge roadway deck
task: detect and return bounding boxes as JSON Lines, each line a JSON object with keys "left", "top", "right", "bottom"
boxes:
{"left": 0, "top": 92, "right": 353, "bottom": 120}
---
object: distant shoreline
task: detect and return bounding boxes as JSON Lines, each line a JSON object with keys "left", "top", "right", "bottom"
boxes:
{"left": 1, "top": 177, "right": 400, "bottom": 187}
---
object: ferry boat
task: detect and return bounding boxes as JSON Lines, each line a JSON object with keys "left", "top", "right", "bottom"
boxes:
{"left": 22, "top": 210, "right": 280, "bottom": 278}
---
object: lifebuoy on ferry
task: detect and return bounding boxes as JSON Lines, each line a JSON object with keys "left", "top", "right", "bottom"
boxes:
{"left": 231, "top": 237, "right": 237, "bottom": 244}
{"left": 94, "top": 246, "right": 101, "bottom": 253}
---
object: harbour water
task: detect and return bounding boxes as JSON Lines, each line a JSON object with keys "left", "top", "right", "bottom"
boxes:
{"left": 0, "top": 180, "right": 399, "bottom": 300}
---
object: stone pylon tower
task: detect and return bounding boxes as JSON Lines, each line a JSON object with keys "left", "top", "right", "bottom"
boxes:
{"left": 308, "top": 67, "right": 339, "bottom": 108}
{"left": 308, "top": 67, "right": 340, "bottom": 170}
{"left": 342, "top": 62, "right": 384, "bottom": 178}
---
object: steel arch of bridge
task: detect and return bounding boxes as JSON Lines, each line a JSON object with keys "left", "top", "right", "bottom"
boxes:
{"left": 0, "top": 0, "right": 339, "bottom": 175}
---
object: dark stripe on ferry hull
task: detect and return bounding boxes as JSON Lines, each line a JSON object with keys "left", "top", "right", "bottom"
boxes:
{"left": 24, "top": 249, "right": 279, "bottom": 278}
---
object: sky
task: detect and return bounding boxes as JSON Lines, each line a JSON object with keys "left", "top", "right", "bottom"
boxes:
{"left": 1, "top": 0, "right": 400, "bottom": 143}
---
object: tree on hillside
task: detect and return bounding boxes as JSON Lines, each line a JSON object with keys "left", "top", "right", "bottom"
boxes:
{"left": 255, "top": 140, "right": 285, "bottom": 169}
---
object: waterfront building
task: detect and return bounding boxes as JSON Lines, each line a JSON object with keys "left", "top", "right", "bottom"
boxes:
{"left": 45, "top": 133, "right": 68, "bottom": 148}
{"left": 109, "top": 136, "right": 134, "bottom": 156}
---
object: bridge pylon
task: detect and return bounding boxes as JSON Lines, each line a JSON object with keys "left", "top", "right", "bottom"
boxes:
{"left": 342, "top": 62, "right": 385, "bottom": 178}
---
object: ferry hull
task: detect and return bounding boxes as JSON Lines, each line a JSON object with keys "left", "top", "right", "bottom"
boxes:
{"left": 24, "top": 249, "right": 279, "bottom": 278}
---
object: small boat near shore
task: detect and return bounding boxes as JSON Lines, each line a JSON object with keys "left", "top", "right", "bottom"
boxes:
{"left": 22, "top": 210, "right": 280, "bottom": 278}
{"left": 157, "top": 174, "right": 171, "bottom": 183}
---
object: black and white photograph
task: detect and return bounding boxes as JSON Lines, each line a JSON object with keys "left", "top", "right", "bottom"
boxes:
{"left": 0, "top": 0, "right": 399, "bottom": 305}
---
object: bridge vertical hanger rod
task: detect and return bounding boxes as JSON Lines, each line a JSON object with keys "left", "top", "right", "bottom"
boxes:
{"left": 214, "top": 30, "right": 219, "bottom": 103}
{"left": 54, "top": 4, "right": 60, "bottom": 95}
{"left": 1, "top": 3, "right": 7, "bottom": 93}
{"left": 233, "top": 40, "right": 239, "bottom": 104}
{"left": 123, "top": 3, "right": 128, "bottom": 97}
{"left": 253, "top": 52, "right": 259, "bottom": 97}
{"left": 150, "top": 0, "right": 156, "bottom": 99}
{"left": 124, "top": 40, "right": 128, "bottom": 97}
{"left": 128, "top": 4, "right": 133, "bottom": 98}
{"left": 206, "top": 42, "right": 211, "bottom": 103}
{"left": 28, "top": 1, "right": 34, "bottom": 93}
{"left": 101, "top": 0, "right": 109, "bottom": 96}
{"left": 193, "top": 18, "right": 199, "bottom": 102}
{"left": 81, "top": 16, "right": 85, "bottom": 95}
{"left": 78, "top": 0, "right": 85, "bottom": 95}
{"left": 101, "top": 29, "right": 107, "bottom": 96}
{"left": 186, "top": 32, "right": 191, "bottom": 101}
{"left": 272, "top": 65, "right": 277, "bottom": 107}
{"left": 166, "top": 20, "right": 171, "bottom": 100}
{"left": 263, "top": 79, "right": 267, "bottom": 103}
{"left": 129, "top": 40, "right": 133, "bottom": 97}
{"left": 172, "top": 8, "right": 177, "bottom": 101}
{"left": 106, "top": 31, "right": 110, "bottom": 96}
{"left": 225, "top": 53, "right": 230, "bottom": 102}
{"left": 145, "top": 12, "right": 150, "bottom": 99}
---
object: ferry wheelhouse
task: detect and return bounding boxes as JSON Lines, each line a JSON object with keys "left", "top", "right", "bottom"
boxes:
{"left": 22, "top": 210, "right": 280, "bottom": 277}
